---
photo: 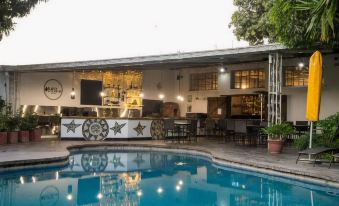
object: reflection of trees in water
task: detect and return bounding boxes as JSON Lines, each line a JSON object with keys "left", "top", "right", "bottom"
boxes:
{"left": 99, "top": 172, "right": 141, "bottom": 206}
{"left": 81, "top": 152, "right": 108, "bottom": 172}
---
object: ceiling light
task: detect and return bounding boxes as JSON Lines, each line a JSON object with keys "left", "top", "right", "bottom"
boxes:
{"left": 158, "top": 94, "right": 165, "bottom": 99}
{"left": 219, "top": 67, "right": 225, "bottom": 73}
{"left": 298, "top": 62, "right": 305, "bottom": 68}
{"left": 177, "top": 95, "right": 184, "bottom": 101}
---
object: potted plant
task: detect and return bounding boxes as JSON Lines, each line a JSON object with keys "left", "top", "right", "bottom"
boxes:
{"left": 18, "top": 115, "right": 30, "bottom": 143}
{"left": 28, "top": 114, "right": 41, "bottom": 141}
{"left": 262, "top": 122, "right": 294, "bottom": 154}
{"left": 7, "top": 114, "right": 20, "bottom": 144}
{"left": 0, "top": 114, "right": 8, "bottom": 145}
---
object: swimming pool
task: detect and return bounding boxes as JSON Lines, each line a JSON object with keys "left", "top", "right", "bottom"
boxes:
{"left": 0, "top": 149, "right": 338, "bottom": 206}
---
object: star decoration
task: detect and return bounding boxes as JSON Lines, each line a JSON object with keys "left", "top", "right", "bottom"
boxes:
{"left": 63, "top": 120, "right": 81, "bottom": 133}
{"left": 110, "top": 122, "right": 126, "bottom": 135}
{"left": 111, "top": 154, "right": 124, "bottom": 169}
{"left": 133, "top": 122, "right": 146, "bottom": 136}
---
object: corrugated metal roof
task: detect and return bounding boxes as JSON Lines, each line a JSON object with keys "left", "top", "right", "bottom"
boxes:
{"left": 0, "top": 44, "right": 314, "bottom": 72}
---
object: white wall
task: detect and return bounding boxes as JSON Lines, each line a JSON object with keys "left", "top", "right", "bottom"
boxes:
{"left": 142, "top": 69, "right": 176, "bottom": 102}
{"left": 19, "top": 72, "right": 80, "bottom": 107}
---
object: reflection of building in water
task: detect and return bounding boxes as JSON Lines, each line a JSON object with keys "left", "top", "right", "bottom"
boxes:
{"left": 98, "top": 172, "right": 141, "bottom": 206}
{"left": 0, "top": 179, "right": 17, "bottom": 206}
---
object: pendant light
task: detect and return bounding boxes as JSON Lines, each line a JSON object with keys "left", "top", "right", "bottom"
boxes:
{"left": 70, "top": 70, "right": 76, "bottom": 99}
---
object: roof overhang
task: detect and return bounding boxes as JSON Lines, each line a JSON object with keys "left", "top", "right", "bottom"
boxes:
{"left": 0, "top": 44, "right": 333, "bottom": 72}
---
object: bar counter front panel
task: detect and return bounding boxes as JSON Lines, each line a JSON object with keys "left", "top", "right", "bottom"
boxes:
{"left": 60, "top": 117, "right": 165, "bottom": 140}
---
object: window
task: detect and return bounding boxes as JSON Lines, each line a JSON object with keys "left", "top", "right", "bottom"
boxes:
{"left": 231, "top": 69, "right": 265, "bottom": 89}
{"left": 190, "top": 72, "right": 218, "bottom": 91}
{"left": 284, "top": 67, "right": 308, "bottom": 87}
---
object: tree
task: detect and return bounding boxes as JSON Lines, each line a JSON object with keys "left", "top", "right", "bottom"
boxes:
{"left": 229, "top": 0, "right": 275, "bottom": 45}
{"left": 0, "top": 0, "right": 47, "bottom": 41}
{"left": 296, "top": 0, "right": 339, "bottom": 43}
{"left": 230, "top": 0, "right": 339, "bottom": 48}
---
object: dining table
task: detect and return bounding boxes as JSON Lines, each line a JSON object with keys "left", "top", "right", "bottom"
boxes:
{"left": 174, "top": 121, "right": 191, "bottom": 143}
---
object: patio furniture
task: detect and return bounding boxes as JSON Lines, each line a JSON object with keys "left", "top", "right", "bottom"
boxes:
{"left": 197, "top": 119, "right": 206, "bottom": 136}
{"left": 234, "top": 120, "right": 248, "bottom": 145}
{"left": 186, "top": 119, "right": 198, "bottom": 142}
{"left": 174, "top": 121, "right": 191, "bottom": 143}
{"left": 329, "top": 152, "right": 339, "bottom": 168}
{"left": 225, "top": 119, "right": 235, "bottom": 141}
{"left": 246, "top": 124, "right": 264, "bottom": 146}
{"left": 296, "top": 147, "right": 335, "bottom": 166}
{"left": 164, "top": 119, "right": 176, "bottom": 142}
{"left": 205, "top": 119, "right": 216, "bottom": 137}
{"left": 217, "top": 119, "right": 227, "bottom": 138}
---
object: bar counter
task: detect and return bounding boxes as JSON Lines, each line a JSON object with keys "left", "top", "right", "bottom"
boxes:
{"left": 60, "top": 117, "right": 165, "bottom": 140}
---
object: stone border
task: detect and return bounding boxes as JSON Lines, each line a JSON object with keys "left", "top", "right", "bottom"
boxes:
{"left": 0, "top": 142, "right": 339, "bottom": 188}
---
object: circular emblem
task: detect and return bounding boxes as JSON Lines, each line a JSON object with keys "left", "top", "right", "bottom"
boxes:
{"left": 81, "top": 152, "right": 108, "bottom": 172}
{"left": 150, "top": 120, "right": 165, "bottom": 139}
{"left": 40, "top": 186, "right": 59, "bottom": 206}
{"left": 82, "top": 119, "right": 109, "bottom": 140}
{"left": 44, "top": 79, "right": 63, "bottom": 100}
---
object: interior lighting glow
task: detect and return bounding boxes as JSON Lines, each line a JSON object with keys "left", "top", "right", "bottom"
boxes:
{"left": 139, "top": 92, "right": 144, "bottom": 98}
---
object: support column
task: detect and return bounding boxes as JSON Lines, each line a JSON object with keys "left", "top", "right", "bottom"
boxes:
{"left": 268, "top": 53, "right": 282, "bottom": 125}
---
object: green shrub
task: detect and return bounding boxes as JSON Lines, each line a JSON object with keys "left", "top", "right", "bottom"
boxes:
{"left": 294, "top": 113, "right": 339, "bottom": 150}
{"left": 0, "top": 113, "right": 8, "bottom": 132}
{"left": 262, "top": 122, "right": 295, "bottom": 140}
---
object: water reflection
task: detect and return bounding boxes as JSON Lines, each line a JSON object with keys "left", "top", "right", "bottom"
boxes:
{"left": 0, "top": 151, "right": 338, "bottom": 206}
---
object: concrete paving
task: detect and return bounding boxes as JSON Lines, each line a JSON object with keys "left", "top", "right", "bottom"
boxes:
{"left": 0, "top": 138, "right": 338, "bottom": 186}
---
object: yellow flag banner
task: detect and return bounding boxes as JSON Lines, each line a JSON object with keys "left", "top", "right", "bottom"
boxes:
{"left": 306, "top": 51, "right": 323, "bottom": 121}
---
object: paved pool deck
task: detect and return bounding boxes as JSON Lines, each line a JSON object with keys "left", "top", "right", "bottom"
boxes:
{"left": 0, "top": 138, "right": 338, "bottom": 187}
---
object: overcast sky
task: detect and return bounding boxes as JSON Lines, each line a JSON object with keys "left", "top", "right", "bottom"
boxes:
{"left": 0, "top": 0, "right": 248, "bottom": 65}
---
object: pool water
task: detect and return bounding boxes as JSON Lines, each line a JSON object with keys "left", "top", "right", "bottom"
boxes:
{"left": 0, "top": 150, "right": 338, "bottom": 206}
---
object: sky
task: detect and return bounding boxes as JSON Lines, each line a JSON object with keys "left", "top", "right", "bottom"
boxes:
{"left": 0, "top": 0, "right": 248, "bottom": 65}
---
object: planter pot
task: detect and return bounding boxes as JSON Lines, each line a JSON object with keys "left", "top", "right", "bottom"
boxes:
{"left": 8, "top": 131, "right": 18, "bottom": 144}
{"left": 0, "top": 132, "right": 7, "bottom": 145}
{"left": 29, "top": 128, "right": 42, "bottom": 141}
{"left": 19, "top": 131, "right": 30, "bottom": 143}
{"left": 268, "top": 139, "right": 284, "bottom": 154}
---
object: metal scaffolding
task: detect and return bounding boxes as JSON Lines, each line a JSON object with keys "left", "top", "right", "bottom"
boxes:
{"left": 268, "top": 53, "right": 282, "bottom": 125}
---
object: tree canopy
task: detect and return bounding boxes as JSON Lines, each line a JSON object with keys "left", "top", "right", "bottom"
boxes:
{"left": 0, "top": 0, "right": 47, "bottom": 41}
{"left": 229, "top": 0, "right": 339, "bottom": 48}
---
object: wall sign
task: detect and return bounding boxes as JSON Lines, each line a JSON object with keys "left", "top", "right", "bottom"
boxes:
{"left": 44, "top": 79, "right": 63, "bottom": 100}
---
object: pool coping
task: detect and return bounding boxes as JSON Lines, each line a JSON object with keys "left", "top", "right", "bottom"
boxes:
{"left": 1, "top": 142, "right": 339, "bottom": 188}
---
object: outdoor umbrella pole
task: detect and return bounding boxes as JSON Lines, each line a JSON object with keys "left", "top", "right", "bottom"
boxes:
{"left": 309, "top": 121, "right": 313, "bottom": 149}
